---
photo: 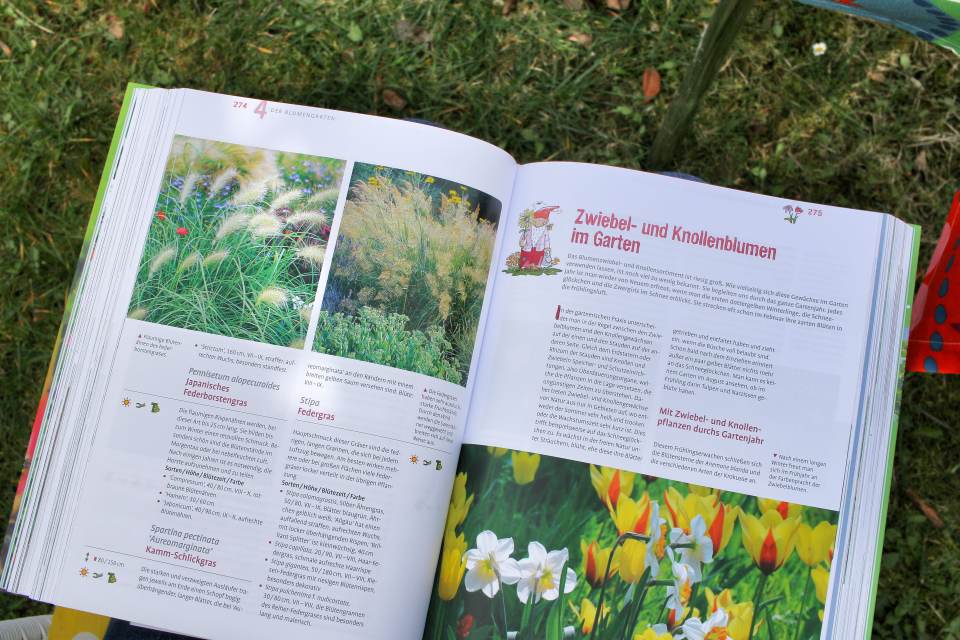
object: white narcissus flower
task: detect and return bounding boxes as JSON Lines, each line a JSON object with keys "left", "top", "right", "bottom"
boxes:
{"left": 669, "top": 514, "right": 714, "bottom": 580}
{"left": 464, "top": 531, "right": 521, "bottom": 598}
{"left": 645, "top": 501, "right": 665, "bottom": 578}
{"left": 516, "top": 542, "right": 577, "bottom": 604}
{"left": 812, "top": 42, "right": 827, "bottom": 56}
{"left": 680, "top": 608, "right": 729, "bottom": 640}
{"left": 665, "top": 548, "right": 697, "bottom": 617}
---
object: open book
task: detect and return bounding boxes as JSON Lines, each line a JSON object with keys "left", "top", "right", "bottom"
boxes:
{"left": 1, "top": 85, "right": 919, "bottom": 640}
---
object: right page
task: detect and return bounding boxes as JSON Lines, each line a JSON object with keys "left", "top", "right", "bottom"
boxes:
{"left": 430, "top": 161, "right": 895, "bottom": 640}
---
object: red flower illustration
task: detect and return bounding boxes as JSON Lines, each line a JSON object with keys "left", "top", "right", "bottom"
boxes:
{"left": 456, "top": 614, "right": 473, "bottom": 639}
{"left": 176, "top": 227, "right": 188, "bottom": 236}
{"left": 156, "top": 210, "right": 166, "bottom": 221}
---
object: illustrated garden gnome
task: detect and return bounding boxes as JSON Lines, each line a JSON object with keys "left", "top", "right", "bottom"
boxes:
{"left": 520, "top": 204, "right": 559, "bottom": 269}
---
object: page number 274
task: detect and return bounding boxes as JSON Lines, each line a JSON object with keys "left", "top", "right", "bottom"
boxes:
{"left": 232, "top": 99, "right": 268, "bottom": 120}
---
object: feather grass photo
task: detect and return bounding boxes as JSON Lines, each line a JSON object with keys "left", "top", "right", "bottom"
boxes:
{"left": 314, "top": 163, "right": 500, "bottom": 385}
{"left": 127, "top": 136, "right": 345, "bottom": 348}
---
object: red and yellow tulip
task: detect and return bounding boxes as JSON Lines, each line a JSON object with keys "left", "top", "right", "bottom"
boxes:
{"left": 757, "top": 497, "right": 804, "bottom": 520}
{"left": 663, "top": 486, "right": 739, "bottom": 554}
{"left": 739, "top": 510, "right": 800, "bottom": 574}
{"left": 590, "top": 464, "right": 635, "bottom": 508}
{"left": 581, "top": 539, "right": 618, "bottom": 588}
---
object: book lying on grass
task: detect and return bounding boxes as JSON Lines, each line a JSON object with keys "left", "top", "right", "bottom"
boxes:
{"left": 2, "top": 84, "right": 918, "bottom": 640}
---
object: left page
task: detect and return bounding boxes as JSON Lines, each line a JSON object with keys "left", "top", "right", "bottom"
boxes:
{"left": 5, "top": 88, "right": 517, "bottom": 640}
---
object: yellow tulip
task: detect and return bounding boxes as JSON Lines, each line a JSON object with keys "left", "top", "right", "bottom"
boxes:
{"left": 688, "top": 483, "right": 718, "bottom": 497}
{"left": 757, "top": 497, "right": 804, "bottom": 519}
{"left": 795, "top": 521, "right": 837, "bottom": 567}
{"left": 437, "top": 529, "right": 467, "bottom": 600}
{"left": 590, "top": 464, "right": 635, "bottom": 507}
{"left": 445, "top": 472, "right": 473, "bottom": 534}
{"left": 486, "top": 446, "right": 509, "bottom": 457}
{"left": 581, "top": 539, "right": 618, "bottom": 588}
{"left": 511, "top": 451, "right": 540, "bottom": 485}
{"left": 618, "top": 539, "right": 648, "bottom": 583}
{"left": 811, "top": 565, "right": 830, "bottom": 604}
{"left": 663, "top": 486, "right": 740, "bottom": 554}
{"left": 634, "top": 627, "right": 673, "bottom": 640}
{"left": 705, "top": 588, "right": 756, "bottom": 640}
{"left": 608, "top": 493, "right": 653, "bottom": 536}
{"left": 739, "top": 510, "right": 800, "bottom": 574}
{"left": 569, "top": 598, "right": 608, "bottom": 635}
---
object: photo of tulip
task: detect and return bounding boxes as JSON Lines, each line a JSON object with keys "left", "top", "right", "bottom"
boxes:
{"left": 424, "top": 445, "right": 839, "bottom": 640}
{"left": 313, "top": 163, "right": 500, "bottom": 385}
{"left": 127, "top": 136, "right": 345, "bottom": 347}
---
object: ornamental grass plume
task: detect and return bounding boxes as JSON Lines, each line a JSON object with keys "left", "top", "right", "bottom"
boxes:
{"left": 286, "top": 211, "right": 329, "bottom": 228}
{"left": 202, "top": 250, "right": 230, "bottom": 268}
{"left": 296, "top": 245, "right": 326, "bottom": 265}
{"left": 148, "top": 245, "right": 177, "bottom": 277}
{"left": 247, "top": 213, "right": 283, "bottom": 237}
{"left": 214, "top": 213, "right": 251, "bottom": 241}
{"left": 176, "top": 251, "right": 201, "bottom": 273}
{"left": 178, "top": 172, "right": 199, "bottom": 205}
{"left": 256, "top": 287, "right": 288, "bottom": 307}
{"left": 269, "top": 188, "right": 302, "bottom": 212}
{"left": 209, "top": 167, "right": 238, "bottom": 195}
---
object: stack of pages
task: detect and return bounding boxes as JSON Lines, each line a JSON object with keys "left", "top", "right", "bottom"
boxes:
{"left": 2, "top": 85, "right": 918, "bottom": 640}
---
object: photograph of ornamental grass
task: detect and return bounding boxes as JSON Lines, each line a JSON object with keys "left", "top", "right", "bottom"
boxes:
{"left": 127, "top": 136, "right": 345, "bottom": 347}
{"left": 314, "top": 163, "right": 500, "bottom": 385}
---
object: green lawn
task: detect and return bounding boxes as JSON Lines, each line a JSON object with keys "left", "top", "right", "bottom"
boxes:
{"left": 1, "top": 0, "right": 958, "bottom": 636}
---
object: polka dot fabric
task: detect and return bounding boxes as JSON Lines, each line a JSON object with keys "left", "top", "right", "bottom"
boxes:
{"left": 907, "top": 191, "right": 960, "bottom": 374}
{"left": 795, "top": 0, "right": 960, "bottom": 55}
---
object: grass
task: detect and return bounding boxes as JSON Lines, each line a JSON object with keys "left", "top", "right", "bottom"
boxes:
{"left": 128, "top": 136, "right": 344, "bottom": 347}
{"left": 0, "top": 0, "right": 957, "bottom": 634}
{"left": 319, "top": 163, "right": 498, "bottom": 384}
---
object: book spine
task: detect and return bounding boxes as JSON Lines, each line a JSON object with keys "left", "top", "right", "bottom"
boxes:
{"left": 0, "top": 82, "right": 150, "bottom": 573}
{"left": 862, "top": 223, "right": 922, "bottom": 639}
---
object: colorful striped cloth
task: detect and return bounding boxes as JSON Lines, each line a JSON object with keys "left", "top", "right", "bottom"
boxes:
{"left": 796, "top": 0, "right": 960, "bottom": 54}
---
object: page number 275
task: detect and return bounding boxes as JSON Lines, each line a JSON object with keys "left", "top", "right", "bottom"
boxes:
{"left": 232, "top": 99, "right": 268, "bottom": 120}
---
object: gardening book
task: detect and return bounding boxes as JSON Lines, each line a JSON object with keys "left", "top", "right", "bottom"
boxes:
{"left": 1, "top": 85, "right": 918, "bottom": 640}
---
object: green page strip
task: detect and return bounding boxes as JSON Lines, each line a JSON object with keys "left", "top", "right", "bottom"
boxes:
{"left": 1, "top": 82, "right": 154, "bottom": 572}
{"left": 863, "top": 223, "right": 922, "bottom": 639}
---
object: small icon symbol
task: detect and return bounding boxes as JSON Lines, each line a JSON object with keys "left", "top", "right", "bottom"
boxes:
{"left": 409, "top": 455, "right": 418, "bottom": 464}
{"left": 121, "top": 398, "right": 131, "bottom": 407}
{"left": 79, "top": 567, "right": 89, "bottom": 577}
{"left": 135, "top": 402, "right": 146, "bottom": 408}
{"left": 92, "top": 572, "right": 104, "bottom": 579}
{"left": 151, "top": 402, "right": 160, "bottom": 413}
{"left": 107, "top": 572, "right": 117, "bottom": 584}
{"left": 435, "top": 460, "right": 443, "bottom": 471}
{"left": 422, "top": 459, "right": 432, "bottom": 466}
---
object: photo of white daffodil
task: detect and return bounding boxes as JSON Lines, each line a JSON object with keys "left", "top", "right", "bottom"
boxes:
{"left": 425, "top": 445, "right": 839, "bottom": 640}
{"left": 127, "top": 136, "right": 345, "bottom": 347}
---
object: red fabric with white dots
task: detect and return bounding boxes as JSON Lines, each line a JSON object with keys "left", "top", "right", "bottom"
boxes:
{"left": 907, "top": 191, "right": 960, "bottom": 373}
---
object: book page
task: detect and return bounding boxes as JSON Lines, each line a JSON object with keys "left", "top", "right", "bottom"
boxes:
{"left": 46, "top": 89, "right": 517, "bottom": 640}
{"left": 437, "top": 161, "right": 885, "bottom": 639}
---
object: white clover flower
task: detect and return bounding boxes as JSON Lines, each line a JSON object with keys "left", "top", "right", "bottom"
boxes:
{"left": 464, "top": 531, "right": 521, "bottom": 598}
{"left": 812, "top": 42, "right": 827, "bottom": 56}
